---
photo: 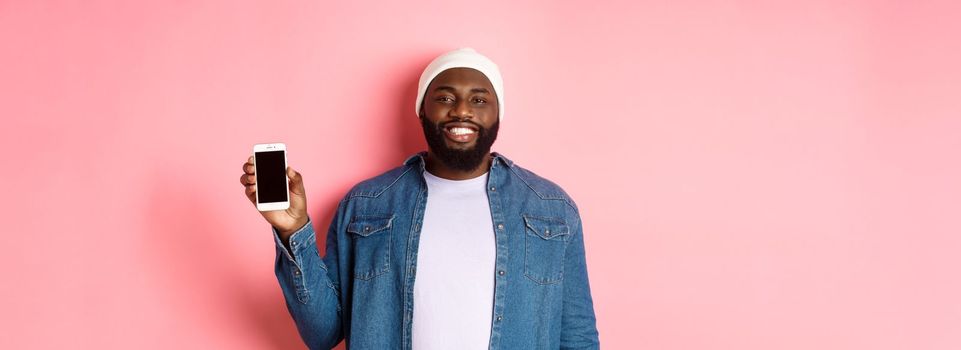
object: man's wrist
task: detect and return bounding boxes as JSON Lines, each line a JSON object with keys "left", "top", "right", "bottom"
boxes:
{"left": 278, "top": 217, "right": 310, "bottom": 240}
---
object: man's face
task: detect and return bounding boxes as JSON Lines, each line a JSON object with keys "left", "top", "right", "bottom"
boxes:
{"left": 420, "top": 67, "right": 500, "bottom": 172}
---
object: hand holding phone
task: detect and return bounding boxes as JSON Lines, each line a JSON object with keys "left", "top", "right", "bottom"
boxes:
{"left": 240, "top": 143, "right": 309, "bottom": 236}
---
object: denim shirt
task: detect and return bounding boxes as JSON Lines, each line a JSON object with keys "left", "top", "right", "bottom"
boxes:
{"left": 272, "top": 152, "right": 599, "bottom": 349}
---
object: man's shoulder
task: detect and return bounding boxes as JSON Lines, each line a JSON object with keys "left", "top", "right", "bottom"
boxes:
{"left": 344, "top": 163, "right": 416, "bottom": 199}
{"left": 504, "top": 158, "right": 579, "bottom": 212}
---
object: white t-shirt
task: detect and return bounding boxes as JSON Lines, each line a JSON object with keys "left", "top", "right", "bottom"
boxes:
{"left": 412, "top": 170, "right": 497, "bottom": 350}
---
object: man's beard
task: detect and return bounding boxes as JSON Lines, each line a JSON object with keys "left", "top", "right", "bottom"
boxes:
{"left": 420, "top": 117, "right": 499, "bottom": 172}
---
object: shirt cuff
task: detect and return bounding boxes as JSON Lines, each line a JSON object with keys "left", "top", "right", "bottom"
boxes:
{"left": 272, "top": 218, "right": 314, "bottom": 264}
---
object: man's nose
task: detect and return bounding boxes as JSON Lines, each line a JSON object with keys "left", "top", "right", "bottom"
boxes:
{"left": 450, "top": 98, "right": 473, "bottom": 119}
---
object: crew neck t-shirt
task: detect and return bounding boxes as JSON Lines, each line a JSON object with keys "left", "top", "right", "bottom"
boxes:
{"left": 411, "top": 170, "right": 497, "bottom": 350}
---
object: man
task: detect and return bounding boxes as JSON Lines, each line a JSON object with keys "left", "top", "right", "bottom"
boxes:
{"left": 239, "top": 48, "right": 599, "bottom": 349}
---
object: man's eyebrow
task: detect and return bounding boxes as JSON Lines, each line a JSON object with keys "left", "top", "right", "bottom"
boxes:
{"left": 432, "top": 85, "right": 491, "bottom": 94}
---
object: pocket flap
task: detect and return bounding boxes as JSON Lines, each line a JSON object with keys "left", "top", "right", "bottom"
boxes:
{"left": 523, "top": 215, "right": 570, "bottom": 240}
{"left": 347, "top": 215, "right": 394, "bottom": 237}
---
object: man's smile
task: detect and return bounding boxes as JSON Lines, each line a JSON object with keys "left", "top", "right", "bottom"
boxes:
{"left": 442, "top": 122, "right": 479, "bottom": 144}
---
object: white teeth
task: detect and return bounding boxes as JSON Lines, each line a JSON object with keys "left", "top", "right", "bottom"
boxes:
{"left": 449, "top": 127, "right": 475, "bottom": 135}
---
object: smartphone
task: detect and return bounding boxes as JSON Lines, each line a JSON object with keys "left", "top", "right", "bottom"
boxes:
{"left": 253, "top": 143, "right": 290, "bottom": 211}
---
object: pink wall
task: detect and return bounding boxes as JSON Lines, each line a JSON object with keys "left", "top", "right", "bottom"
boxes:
{"left": 2, "top": 1, "right": 960, "bottom": 348}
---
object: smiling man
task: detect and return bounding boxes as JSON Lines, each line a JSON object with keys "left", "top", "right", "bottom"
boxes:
{"left": 240, "top": 48, "right": 599, "bottom": 349}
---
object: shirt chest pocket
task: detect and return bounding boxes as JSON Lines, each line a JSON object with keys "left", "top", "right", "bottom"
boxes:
{"left": 523, "top": 215, "right": 571, "bottom": 285}
{"left": 347, "top": 215, "right": 394, "bottom": 281}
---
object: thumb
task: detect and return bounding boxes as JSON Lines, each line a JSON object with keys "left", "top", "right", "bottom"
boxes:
{"left": 287, "top": 166, "right": 305, "bottom": 196}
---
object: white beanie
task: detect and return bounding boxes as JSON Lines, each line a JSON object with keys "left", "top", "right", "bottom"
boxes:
{"left": 415, "top": 48, "right": 504, "bottom": 121}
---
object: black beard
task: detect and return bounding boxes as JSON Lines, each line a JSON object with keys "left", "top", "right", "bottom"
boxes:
{"left": 420, "top": 117, "right": 500, "bottom": 172}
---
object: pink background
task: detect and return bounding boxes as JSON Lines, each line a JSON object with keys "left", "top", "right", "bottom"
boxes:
{"left": 2, "top": 1, "right": 960, "bottom": 349}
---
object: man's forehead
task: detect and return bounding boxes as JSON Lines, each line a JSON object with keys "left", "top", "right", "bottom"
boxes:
{"left": 429, "top": 68, "right": 494, "bottom": 90}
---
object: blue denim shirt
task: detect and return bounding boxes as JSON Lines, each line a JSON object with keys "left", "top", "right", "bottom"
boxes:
{"left": 273, "top": 152, "right": 599, "bottom": 349}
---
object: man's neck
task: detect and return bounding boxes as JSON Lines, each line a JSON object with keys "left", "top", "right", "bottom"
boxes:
{"left": 424, "top": 152, "right": 493, "bottom": 180}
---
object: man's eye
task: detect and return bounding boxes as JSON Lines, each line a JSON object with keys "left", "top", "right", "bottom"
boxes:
{"left": 472, "top": 98, "right": 487, "bottom": 104}
{"left": 436, "top": 96, "right": 454, "bottom": 103}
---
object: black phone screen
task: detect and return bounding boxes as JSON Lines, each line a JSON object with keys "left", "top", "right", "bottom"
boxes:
{"left": 255, "top": 150, "right": 288, "bottom": 203}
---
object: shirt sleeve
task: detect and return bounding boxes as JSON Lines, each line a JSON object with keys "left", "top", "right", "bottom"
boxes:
{"left": 560, "top": 212, "right": 601, "bottom": 349}
{"left": 273, "top": 216, "right": 345, "bottom": 349}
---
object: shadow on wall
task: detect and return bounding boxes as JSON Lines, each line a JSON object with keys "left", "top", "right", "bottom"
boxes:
{"left": 144, "top": 177, "right": 312, "bottom": 349}
{"left": 144, "top": 53, "right": 433, "bottom": 349}
{"left": 382, "top": 51, "right": 431, "bottom": 168}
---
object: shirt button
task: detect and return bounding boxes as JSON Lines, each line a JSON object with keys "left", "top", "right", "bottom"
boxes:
{"left": 292, "top": 241, "right": 297, "bottom": 246}
{"left": 294, "top": 269, "right": 301, "bottom": 275}
{"left": 496, "top": 316, "right": 503, "bottom": 321}
{"left": 497, "top": 224, "right": 504, "bottom": 230}
{"left": 498, "top": 270, "right": 505, "bottom": 276}
{"left": 490, "top": 186, "right": 496, "bottom": 192}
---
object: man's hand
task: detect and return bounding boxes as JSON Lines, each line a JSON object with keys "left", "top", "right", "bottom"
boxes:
{"left": 240, "top": 156, "right": 309, "bottom": 241}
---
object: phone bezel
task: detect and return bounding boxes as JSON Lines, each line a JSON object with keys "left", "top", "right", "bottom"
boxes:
{"left": 252, "top": 143, "right": 290, "bottom": 212}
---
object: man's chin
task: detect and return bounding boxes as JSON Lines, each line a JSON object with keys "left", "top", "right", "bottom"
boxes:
{"left": 444, "top": 141, "right": 477, "bottom": 151}
{"left": 433, "top": 147, "right": 490, "bottom": 171}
